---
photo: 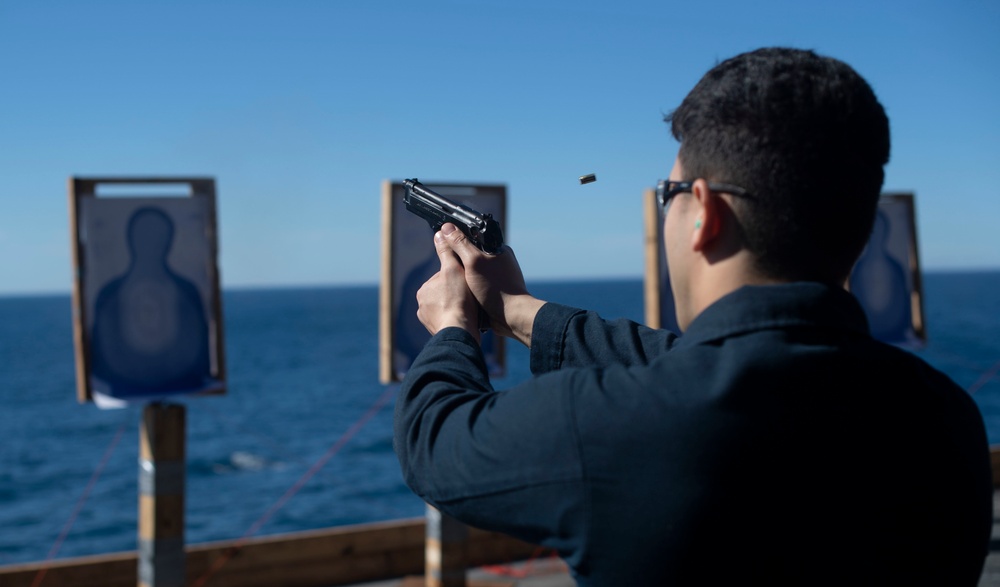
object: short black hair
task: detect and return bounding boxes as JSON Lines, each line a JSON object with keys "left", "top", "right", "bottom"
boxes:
{"left": 666, "top": 47, "right": 890, "bottom": 283}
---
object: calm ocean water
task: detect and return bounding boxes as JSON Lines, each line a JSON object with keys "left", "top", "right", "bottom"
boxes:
{"left": 1, "top": 273, "right": 998, "bottom": 566}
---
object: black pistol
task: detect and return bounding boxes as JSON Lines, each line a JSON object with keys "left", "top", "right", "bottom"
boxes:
{"left": 403, "top": 179, "right": 504, "bottom": 255}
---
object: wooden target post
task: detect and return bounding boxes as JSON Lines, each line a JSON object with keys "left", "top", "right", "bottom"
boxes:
{"left": 424, "top": 506, "right": 469, "bottom": 587}
{"left": 139, "top": 403, "right": 186, "bottom": 587}
{"left": 68, "top": 177, "right": 226, "bottom": 587}
{"left": 380, "top": 179, "right": 513, "bottom": 586}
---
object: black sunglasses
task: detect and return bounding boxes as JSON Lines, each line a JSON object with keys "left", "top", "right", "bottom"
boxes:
{"left": 656, "top": 179, "right": 751, "bottom": 211}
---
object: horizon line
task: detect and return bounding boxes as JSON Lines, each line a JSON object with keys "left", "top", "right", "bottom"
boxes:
{"left": 3, "top": 267, "right": 1000, "bottom": 299}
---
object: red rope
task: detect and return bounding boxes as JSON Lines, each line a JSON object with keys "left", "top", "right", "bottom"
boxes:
{"left": 191, "top": 384, "right": 398, "bottom": 587}
{"left": 31, "top": 420, "right": 128, "bottom": 587}
{"left": 968, "top": 357, "right": 1000, "bottom": 395}
{"left": 481, "top": 546, "right": 564, "bottom": 578}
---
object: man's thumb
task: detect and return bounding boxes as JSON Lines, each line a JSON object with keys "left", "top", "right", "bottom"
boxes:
{"left": 437, "top": 222, "right": 468, "bottom": 251}
{"left": 434, "top": 223, "right": 463, "bottom": 263}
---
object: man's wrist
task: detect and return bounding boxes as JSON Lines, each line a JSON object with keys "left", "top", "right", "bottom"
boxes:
{"left": 503, "top": 295, "right": 545, "bottom": 347}
{"left": 441, "top": 314, "right": 481, "bottom": 344}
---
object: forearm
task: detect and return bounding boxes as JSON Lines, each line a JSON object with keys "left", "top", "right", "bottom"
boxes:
{"left": 393, "top": 327, "right": 585, "bottom": 516}
{"left": 393, "top": 328, "right": 493, "bottom": 497}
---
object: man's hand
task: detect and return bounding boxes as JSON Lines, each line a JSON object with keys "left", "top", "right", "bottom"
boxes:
{"left": 415, "top": 225, "right": 481, "bottom": 343}
{"left": 434, "top": 223, "right": 545, "bottom": 347}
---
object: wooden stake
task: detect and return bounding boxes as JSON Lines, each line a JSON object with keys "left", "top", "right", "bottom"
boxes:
{"left": 643, "top": 187, "right": 663, "bottom": 329}
{"left": 425, "top": 505, "right": 468, "bottom": 587}
{"left": 138, "top": 403, "right": 186, "bottom": 587}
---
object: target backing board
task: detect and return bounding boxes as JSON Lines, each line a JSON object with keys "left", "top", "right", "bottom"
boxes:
{"left": 379, "top": 180, "right": 507, "bottom": 384}
{"left": 69, "top": 177, "right": 226, "bottom": 405}
{"left": 643, "top": 188, "right": 924, "bottom": 348}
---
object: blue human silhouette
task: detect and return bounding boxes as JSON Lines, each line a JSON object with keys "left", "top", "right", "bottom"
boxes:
{"left": 396, "top": 252, "right": 439, "bottom": 373}
{"left": 90, "top": 207, "right": 212, "bottom": 397}
{"left": 850, "top": 209, "right": 913, "bottom": 345}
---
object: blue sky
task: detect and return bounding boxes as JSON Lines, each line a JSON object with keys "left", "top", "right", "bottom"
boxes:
{"left": 1, "top": 0, "right": 998, "bottom": 295}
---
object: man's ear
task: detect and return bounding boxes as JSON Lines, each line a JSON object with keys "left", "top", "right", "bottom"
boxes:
{"left": 689, "top": 178, "right": 722, "bottom": 252}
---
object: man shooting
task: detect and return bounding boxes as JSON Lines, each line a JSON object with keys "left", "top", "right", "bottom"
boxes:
{"left": 394, "top": 47, "right": 992, "bottom": 585}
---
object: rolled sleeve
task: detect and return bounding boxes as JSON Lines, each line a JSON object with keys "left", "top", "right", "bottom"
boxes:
{"left": 529, "top": 303, "right": 585, "bottom": 374}
{"left": 529, "top": 303, "right": 678, "bottom": 374}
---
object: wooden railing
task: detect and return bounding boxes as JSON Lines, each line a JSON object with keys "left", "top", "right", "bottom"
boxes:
{"left": 0, "top": 517, "right": 537, "bottom": 587}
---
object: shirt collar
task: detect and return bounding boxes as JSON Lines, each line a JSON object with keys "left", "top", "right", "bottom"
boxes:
{"left": 676, "top": 282, "right": 870, "bottom": 348}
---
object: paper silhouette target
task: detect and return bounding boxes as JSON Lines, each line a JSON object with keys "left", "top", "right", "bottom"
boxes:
{"left": 644, "top": 190, "right": 924, "bottom": 348}
{"left": 70, "top": 178, "right": 226, "bottom": 405}
{"left": 379, "top": 180, "right": 507, "bottom": 383}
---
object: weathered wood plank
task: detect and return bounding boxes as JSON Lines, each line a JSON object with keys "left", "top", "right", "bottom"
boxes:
{"left": 0, "top": 518, "right": 537, "bottom": 587}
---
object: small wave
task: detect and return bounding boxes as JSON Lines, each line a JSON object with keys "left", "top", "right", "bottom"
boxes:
{"left": 206, "top": 451, "right": 288, "bottom": 474}
{"left": 230, "top": 451, "right": 269, "bottom": 471}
